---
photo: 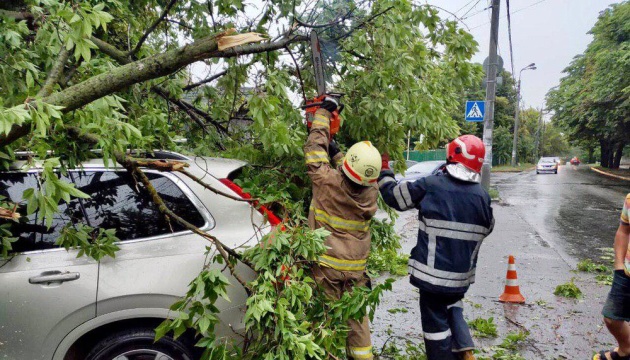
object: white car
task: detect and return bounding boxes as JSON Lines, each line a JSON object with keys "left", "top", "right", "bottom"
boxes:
{"left": 0, "top": 151, "right": 274, "bottom": 360}
{"left": 536, "top": 157, "right": 559, "bottom": 174}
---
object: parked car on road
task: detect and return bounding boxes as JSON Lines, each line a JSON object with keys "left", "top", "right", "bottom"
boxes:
{"left": 570, "top": 157, "right": 581, "bottom": 165}
{"left": 395, "top": 160, "right": 446, "bottom": 182}
{"left": 0, "top": 151, "right": 274, "bottom": 360}
{"left": 536, "top": 157, "right": 559, "bottom": 174}
{"left": 388, "top": 160, "right": 418, "bottom": 170}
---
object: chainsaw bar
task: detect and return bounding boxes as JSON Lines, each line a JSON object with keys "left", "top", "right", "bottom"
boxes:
{"left": 310, "top": 30, "right": 326, "bottom": 96}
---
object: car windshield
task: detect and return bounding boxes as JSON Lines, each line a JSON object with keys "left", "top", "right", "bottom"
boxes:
{"left": 539, "top": 158, "right": 555, "bottom": 164}
{"left": 407, "top": 161, "right": 444, "bottom": 173}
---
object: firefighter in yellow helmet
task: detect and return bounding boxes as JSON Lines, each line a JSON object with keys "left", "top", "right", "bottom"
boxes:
{"left": 304, "top": 95, "right": 381, "bottom": 360}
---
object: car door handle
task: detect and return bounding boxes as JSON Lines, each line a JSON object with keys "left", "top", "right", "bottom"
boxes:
{"left": 29, "top": 271, "right": 80, "bottom": 284}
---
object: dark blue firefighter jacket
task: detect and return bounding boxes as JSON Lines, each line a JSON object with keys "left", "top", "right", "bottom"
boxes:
{"left": 378, "top": 168, "right": 494, "bottom": 294}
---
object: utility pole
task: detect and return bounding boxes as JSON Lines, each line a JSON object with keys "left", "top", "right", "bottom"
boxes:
{"left": 480, "top": 0, "right": 501, "bottom": 190}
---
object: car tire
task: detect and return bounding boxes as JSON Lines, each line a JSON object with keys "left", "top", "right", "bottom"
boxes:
{"left": 554, "top": 170, "right": 558, "bottom": 174}
{"left": 536, "top": 171, "right": 539, "bottom": 174}
{"left": 85, "top": 328, "right": 195, "bottom": 360}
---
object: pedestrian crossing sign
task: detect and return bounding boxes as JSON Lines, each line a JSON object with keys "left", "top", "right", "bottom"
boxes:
{"left": 465, "top": 101, "right": 485, "bottom": 122}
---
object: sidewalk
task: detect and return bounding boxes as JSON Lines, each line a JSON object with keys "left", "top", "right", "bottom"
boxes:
{"left": 372, "top": 203, "right": 614, "bottom": 359}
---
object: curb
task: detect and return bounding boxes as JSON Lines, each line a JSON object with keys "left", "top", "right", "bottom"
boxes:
{"left": 591, "top": 166, "right": 630, "bottom": 181}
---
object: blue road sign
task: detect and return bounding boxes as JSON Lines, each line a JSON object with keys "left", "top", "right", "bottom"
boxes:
{"left": 465, "top": 101, "right": 485, "bottom": 122}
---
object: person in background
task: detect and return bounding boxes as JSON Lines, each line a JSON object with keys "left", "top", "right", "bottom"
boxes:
{"left": 594, "top": 194, "right": 630, "bottom": 360}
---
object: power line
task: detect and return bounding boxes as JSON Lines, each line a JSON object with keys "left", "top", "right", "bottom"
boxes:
{"left": 452, "top": 0, "right": 479, "bottom": 17}
{"left": 470, "top": 0, "right": 551, "bottom": 30}
{"left": 506, "top": 0, "right": 516, "bottom": 76}
{"left": 460, "top": 0, "right": 483, "bottom": 19}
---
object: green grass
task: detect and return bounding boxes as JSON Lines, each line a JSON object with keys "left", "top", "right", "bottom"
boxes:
{"left": 468, "top": 317, "right": 498, "bottom": 338}
{"left": 492, "top": 164, "right": 535, "bottom": 173}
{"left": 488, "top": 188, "right": 499, "bottom": 200}
{"left": 554, "top": 280, "right": 582, "bottom": 298}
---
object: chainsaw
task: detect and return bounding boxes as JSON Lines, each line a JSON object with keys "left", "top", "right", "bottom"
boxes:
{"left": 302, "top": 30, "right": 343, "bottom": 136}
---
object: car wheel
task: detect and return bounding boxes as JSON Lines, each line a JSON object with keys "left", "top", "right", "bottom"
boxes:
{"left": 85, "top": 328, "right": 195, "bottom": 360}
{"left": 554, "top": 170, "right": 558, "bottom": 174}
{"left": 536, "top": 171, "right": 539, "bottom": 174}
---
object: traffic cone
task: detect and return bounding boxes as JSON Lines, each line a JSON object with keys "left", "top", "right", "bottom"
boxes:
{"left": 499, "top": 255, "right": 526, "bottom": 303}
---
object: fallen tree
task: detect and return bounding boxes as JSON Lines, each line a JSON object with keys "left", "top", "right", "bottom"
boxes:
{"left": 0, "top": 0, "right": 481, "bottom": 358}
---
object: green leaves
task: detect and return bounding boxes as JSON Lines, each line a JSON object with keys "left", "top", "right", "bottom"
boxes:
{"left": 0, "top": 223, "right": 17, "bottom": 259}
{"left": 0, "top": 106, "right": 30, "bottom": 136}
{"left": 55, "top": 224, "right": 120, "bottom": 261}
{"left": 21, "top": 158, "right": 89, "bottom": 228}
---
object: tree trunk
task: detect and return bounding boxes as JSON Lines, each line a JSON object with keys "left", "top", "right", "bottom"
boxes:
{"left": 587, "top": 146, "right": 594, "bottom": 164}
{"left": 613, "top": 141, "right": 625, "bottom": 169}
{"left": 600, "top": 139, "right": 611, "bottom": 168}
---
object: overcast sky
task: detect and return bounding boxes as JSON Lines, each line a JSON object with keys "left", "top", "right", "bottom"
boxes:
{"left": 426, "top": 0, "right": 622, "bottom": 110}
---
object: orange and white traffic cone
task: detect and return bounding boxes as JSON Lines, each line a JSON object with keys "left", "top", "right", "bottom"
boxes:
{"left": 499, "top": 255, "right": 526, "bottom": 303}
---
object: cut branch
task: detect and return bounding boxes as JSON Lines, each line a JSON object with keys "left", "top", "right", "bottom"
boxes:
{"left": 120, "top": 157, "right": 253, "bottom": 294}
{"left": 65, "top": 125, "right": 253, "bottom": 293}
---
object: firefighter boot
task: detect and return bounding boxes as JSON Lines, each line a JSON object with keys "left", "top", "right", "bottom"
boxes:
{"left": 460, "top": 350, "right": 475, "bottom": 360}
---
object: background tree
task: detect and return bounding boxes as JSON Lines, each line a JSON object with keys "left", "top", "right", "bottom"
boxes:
{"left": 546, "top": 1, "right": 629, "bottom": 168}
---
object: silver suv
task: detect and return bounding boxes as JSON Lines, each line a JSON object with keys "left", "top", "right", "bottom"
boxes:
{"left": 0, "top": 151, "right": 271, "bottom": 360}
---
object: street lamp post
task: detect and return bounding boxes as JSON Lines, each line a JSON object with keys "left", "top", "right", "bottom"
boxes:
{"left": 510, "top": 63, "right": 536, "bottom": 166}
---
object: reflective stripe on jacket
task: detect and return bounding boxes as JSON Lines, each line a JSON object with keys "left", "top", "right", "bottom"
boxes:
{"left": 378, "top": 169, "right": 494, "bottom": 293}
{"left": 305, "top": 109, "right": 378, "bottom": 272}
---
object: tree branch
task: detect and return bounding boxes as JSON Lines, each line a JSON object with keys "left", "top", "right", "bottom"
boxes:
{"left": 1, "top": 30, "right": 306, "bottom": 148}
{"left": 64, "top": 125, "right": 253, "bottom": 293}
{"left": 0, "top": 9, "right": 34, "bottom": 22}
{"left": 37, "top": 46, "right": 70, "bottom": 98}
{"left": 129, "top": 0, "right": 179, "bottom": 57}
{"left": 91, "top": 36, "right": 130, "bottom": 63}
{"left": 120, "top": 157, "right": 252, "bottom": 294}
{"left": 152, "top": 86, "right": 229, "bottom": 140}
{"left": 182, "top": 70, "right": 227, "bottom": 91}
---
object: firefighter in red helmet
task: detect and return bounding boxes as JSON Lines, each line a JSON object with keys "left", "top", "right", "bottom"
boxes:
{"left": 378, "top": 135, "right": 495, "bottom": 360}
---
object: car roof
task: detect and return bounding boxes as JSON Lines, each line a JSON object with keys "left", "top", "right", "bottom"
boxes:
{"left": 6, "top": 151, "right": 247, "bottom": 179}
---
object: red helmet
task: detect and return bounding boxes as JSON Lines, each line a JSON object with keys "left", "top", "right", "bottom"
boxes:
{"left": 446, "top": 135, "right": 485, "bottom": 173}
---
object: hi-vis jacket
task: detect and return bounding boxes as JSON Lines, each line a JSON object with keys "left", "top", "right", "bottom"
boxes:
{"left": 378, "top": 169, "right": 494, "bottom": 294}
{"left": 305, "top": 109, "right": 378, "bottom": 272}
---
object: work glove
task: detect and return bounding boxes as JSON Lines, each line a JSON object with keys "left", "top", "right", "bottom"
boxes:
{"left": 329, "top": 139, "right": 341, "bottom": 159}
{"left": 381, "top": 152, "right": 391, "bottom": 171}
{"left": 320, "top": 95, "right": 341, "bottom": 113}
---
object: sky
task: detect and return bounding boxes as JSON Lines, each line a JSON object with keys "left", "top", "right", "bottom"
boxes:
{"left": 426, "top": 0, "right": 622, "bottom": 110}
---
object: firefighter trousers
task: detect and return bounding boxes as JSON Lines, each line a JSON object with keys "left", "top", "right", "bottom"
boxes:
{"left": 419, "top": 290, "right": 475, "bottom": 360}
{"left": 312, "top": 264, "right": 373, "bottom": 360}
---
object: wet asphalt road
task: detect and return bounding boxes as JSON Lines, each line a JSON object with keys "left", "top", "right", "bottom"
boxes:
{"left": 372, "top": 165, "right": 629, "bottom": 359}
{"left": 494, "top": 165, "right": 628, "bottom": 265}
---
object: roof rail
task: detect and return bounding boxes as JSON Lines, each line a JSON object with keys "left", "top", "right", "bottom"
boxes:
{"left": 13, "top": 150, "right": 190, "bottom": 161}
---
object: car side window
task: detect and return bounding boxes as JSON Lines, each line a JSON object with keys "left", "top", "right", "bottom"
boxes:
{"left": 0, "top": 173, "right": 47, "bottom": 252}
{"left": 71, "top": 171, "right": 205, "bottom": 241}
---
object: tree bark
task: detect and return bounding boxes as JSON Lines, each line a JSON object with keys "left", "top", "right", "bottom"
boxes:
{"left": 600, "top": 139, "right": 611, "bottom": 168}
{"left": 613, "top": 141, "right": 625, "bottom": 169}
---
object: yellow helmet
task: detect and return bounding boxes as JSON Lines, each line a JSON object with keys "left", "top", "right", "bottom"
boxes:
{"left": 342, "top": 141, "right": 382, "bottom": 186}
